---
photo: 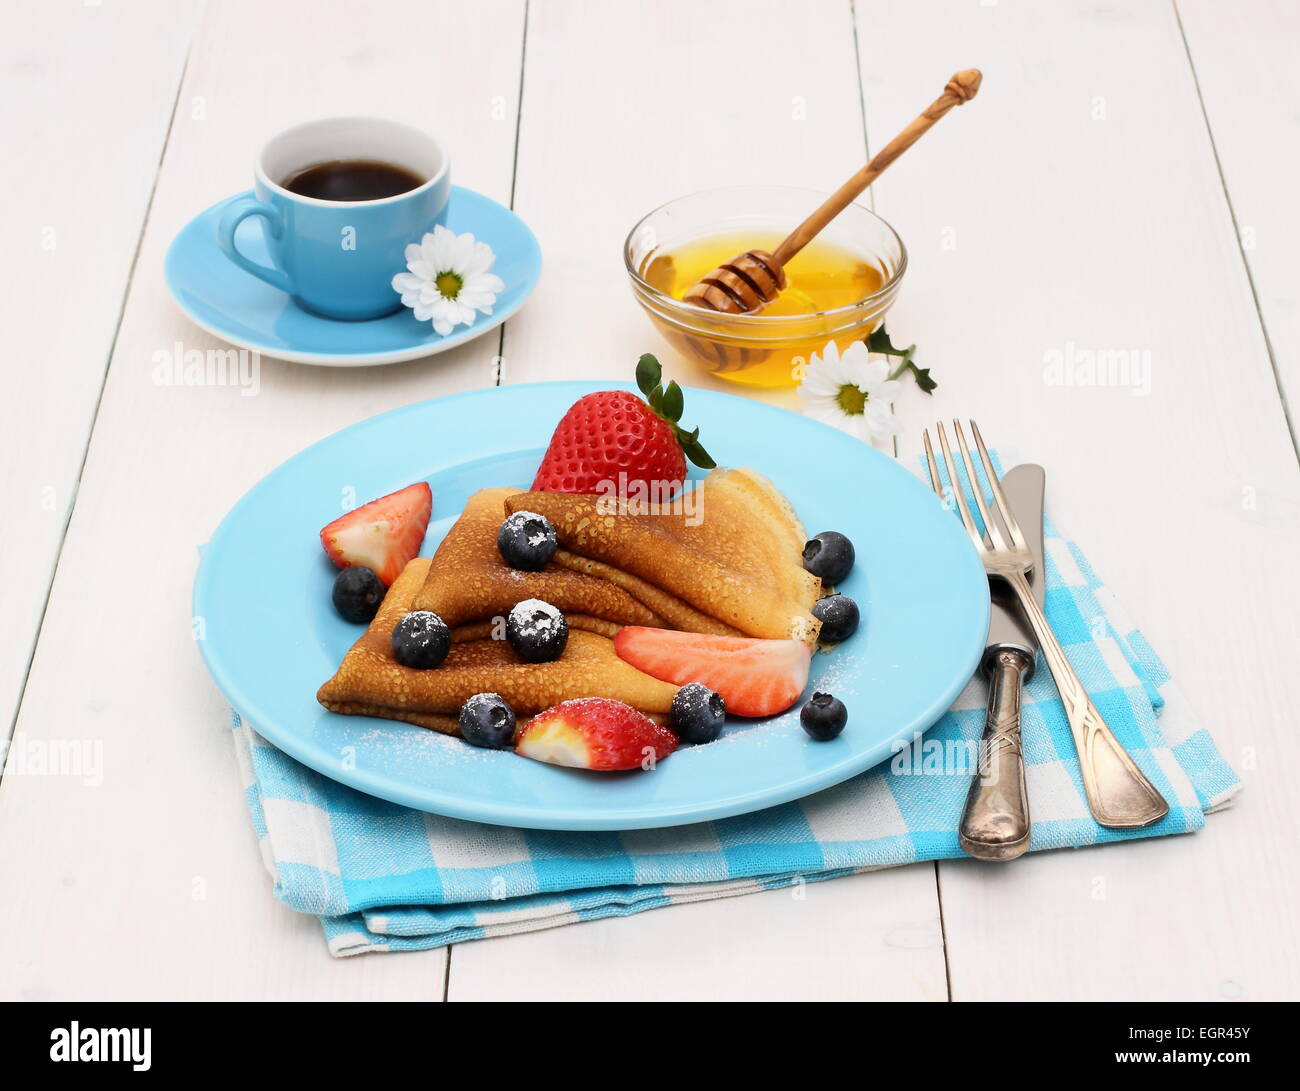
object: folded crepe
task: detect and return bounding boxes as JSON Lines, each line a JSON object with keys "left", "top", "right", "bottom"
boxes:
{"left": 411, "top": 487, "right": 740, "bottom": 639}
{"left": 505, "top": 467, "right": 822, "bottom": 642}
{"left": 411, "top": 488, "right": 665, "bottom": 638}
{"left": 317, "top": 558, "right": 678, "bottom": 734}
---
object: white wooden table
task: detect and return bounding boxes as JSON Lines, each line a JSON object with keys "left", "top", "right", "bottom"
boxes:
{"left": 2, "top": 0, "right": 1297, "bottom": 1001}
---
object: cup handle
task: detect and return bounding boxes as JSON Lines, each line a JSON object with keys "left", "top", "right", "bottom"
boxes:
{"left": 216, "top": 197, "right": 291, "bottom": 293}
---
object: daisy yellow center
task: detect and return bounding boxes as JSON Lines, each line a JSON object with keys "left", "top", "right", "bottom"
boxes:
{"left": 835, "top": 383, "right": 868, "bottom": 415}
{"left": 434, "top": 270, "right": 463, "bottom": 299}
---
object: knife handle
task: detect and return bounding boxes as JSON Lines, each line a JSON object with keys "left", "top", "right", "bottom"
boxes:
{"left": 959, "top": 647, "right": 1033, "bottom": 861}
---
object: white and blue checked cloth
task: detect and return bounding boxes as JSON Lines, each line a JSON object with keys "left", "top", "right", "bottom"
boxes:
{"left": 228, "top": 455, "right": 1239, "bottom": 956}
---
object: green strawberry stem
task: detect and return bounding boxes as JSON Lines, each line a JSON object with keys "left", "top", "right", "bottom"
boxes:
{"left": 635, "top": 354, "right": 716, "bottom": 468}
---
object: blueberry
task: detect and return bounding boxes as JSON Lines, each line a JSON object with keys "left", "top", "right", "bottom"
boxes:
{"left": 331, "top": 566, "right": 385, "bottom": 623}
{"left": 497, "top": 511, "right": 558, "bottom": 571}
{"left": 391, "top": 610, "right": 451, "bottom": 669}
{"left": 458, "top": 692, "right": 517, "bottom": 749}
{"left": 802, "top": 531, "right": 855, "bottom": 585}
{"left": 506, "top": 599, "right": 569, "bottom": 663}
{"left": 812, "top": 593, "right": 860, "bottom": 643}
{"left": 800, "top": 692, "right": 847, "bottom": 741}
{"left": 670, "top": 682, "right": 726, "bottom": 744}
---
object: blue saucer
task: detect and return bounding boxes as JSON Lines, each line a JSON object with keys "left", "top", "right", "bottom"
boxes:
{"left": 165, "top": 187, "right": 541, "bottom": 366}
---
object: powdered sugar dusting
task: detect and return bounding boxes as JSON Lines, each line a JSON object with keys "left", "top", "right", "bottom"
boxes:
{"left": 508, "top": 598, "right": 563, "bottom": 638}
{"left": 499, "top": 511, "right": 557, "bottom": 559}
{"left": 461, "top": 691, "right": 507, "bottom": 717}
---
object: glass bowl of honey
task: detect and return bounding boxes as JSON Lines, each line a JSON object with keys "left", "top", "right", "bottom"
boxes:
{"left": 624, "top": 186, "right": 906, "bottom": 388}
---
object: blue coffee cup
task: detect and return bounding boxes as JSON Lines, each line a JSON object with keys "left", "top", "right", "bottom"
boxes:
{"left": 217, "top": 117, "right": 450, "bottom": 320}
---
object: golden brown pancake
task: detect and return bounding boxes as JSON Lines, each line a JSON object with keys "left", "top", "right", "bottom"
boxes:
{"left": 317, "top": 558, "right": 678, "bottom": 734}
{"left": 505, "top": 468, "right": 822, "bottom": 642}
{"left": 411, "top": 486, "right": 742, "bottom": 638}
{"left": 449, "top": 614, "right": 624, "bottom": 643}
{"left": 545, "top": 551, "right": 743, "bottom": 637}
{"left": 411, "top": 488, "right": 667, "bottom": 632}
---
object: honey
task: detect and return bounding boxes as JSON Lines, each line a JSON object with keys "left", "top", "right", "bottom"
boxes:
{"left": 640, "top": 231, "right": 889, "bottom": 388}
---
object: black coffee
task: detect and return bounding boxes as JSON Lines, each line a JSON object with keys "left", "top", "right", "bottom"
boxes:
{"left": 281, "top": 159, "right": 425, "bottom": 201}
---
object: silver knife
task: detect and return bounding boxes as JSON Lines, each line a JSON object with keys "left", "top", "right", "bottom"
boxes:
{"left": 958, "top": 463, "right": 1045, "bottom": 862}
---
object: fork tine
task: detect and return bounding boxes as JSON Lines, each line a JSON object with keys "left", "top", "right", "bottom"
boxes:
{"left": 923, "top": 428, "right": 943, "bottom": 494}
{"left": 952, "top": 420, "right": 1007, "bottom": 551}
{"left": 934, "top": 422, "right": 988, "bottom": 552}
{"left": 970, "top": 419, "right": 1028, "bottom": 549}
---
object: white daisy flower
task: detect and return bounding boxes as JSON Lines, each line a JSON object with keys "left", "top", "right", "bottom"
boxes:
{"left": 797, "top": 339, "right": 902, "bottom": 443}
{"left": 392, "top": 225, "right": 506, "bottom": 336}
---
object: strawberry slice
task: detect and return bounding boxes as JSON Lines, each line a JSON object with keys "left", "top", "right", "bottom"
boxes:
{"left": 320, "top": 482, "right": 432, "bottom": 587}
{"left": 515, "top": 697, "right": 677, "bottom": 771}
{"left": 531, "top": 354, "right": 714, "bottom": 494}
{"left": 614, "top": 627, "right": 811, "bottom": 718}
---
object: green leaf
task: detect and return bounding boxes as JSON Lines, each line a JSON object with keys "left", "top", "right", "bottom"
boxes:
{"left": 870, "top": 325, "right": 936, "bottom": 394}
{"left": 886, "top": 357, "right": 938, "bottom": 394}
{"left": 660, "top": 380, "right": 684, "bottom": 423}
{"left": 912, "top": 366, "right": 938, "bottom": 394}
{"left": 678, "top": 430, "right": 716, "bottom": 469}
{"left": 635, "top": 354, "right": 661, "bottom": 397}
{"left": 638, "top": 355, "right": 712, "bottom": 467}
{"left": 866, "top": 326, "right": 909, "bottom": 358}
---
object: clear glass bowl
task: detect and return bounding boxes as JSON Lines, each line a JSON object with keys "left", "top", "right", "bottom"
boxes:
{"left": 624, "top": 185, "right": 907, "bottom": 388}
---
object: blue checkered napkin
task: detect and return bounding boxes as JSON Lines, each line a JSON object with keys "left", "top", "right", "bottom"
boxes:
{"left": 229, "top": 454, "right": 1239, "bottom": 956}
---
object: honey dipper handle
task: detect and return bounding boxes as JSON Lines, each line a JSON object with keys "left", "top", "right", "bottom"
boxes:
{"left": 771, "top": 69, "right": 982, "bottom": 268}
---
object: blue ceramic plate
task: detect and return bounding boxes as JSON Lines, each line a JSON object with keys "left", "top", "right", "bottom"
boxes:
{"left": 193, "top": 383, "right": 988, "bottom": 830}
{"left": 165, "top": 187, "right": 541, "bottom": 366}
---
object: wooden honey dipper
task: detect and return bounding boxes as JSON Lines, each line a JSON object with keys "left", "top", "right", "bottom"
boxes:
{"left": 682, "top": 69, "right": 983, "bottom": 314}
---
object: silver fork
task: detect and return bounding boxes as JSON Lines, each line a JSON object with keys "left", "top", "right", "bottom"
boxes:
{"left": 924, "top": 420, "right": 1169, "bottom": 829}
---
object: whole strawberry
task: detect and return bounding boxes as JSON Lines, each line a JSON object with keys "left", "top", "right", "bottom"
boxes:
{"left": 531, "top": 355, "right": 714, "bottom": 493}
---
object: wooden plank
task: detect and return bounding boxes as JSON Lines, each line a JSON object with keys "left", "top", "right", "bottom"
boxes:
{"left": 1178, "top": 0, "right": 1300, "bottom": 441}
{"left": 0, "top": 0, "right": 198, "bottom": 747}
{"left": 0, "top": 0, "right": 526, "bottom": 1000}
{"left": 496, "top": 0, "right": 874, "bottom": 397}
{"left": 451, "top": 0, "right": 950, "bottom": 1001}
{"left": 853, "top": 0, "right": 1300, "bottom": 999}
{"left": 450, "top": 869, "right": 949, "bottom": 1002}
